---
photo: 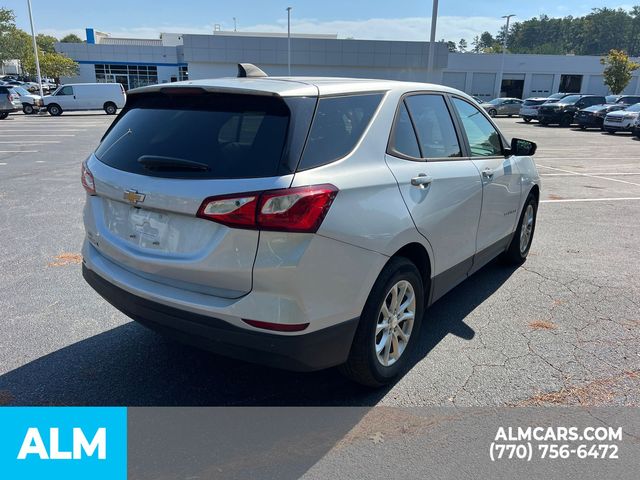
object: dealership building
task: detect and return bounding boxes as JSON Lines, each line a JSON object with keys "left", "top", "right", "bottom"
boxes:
{"left": 55, "top": 27, "right": 640, "bottom": 99}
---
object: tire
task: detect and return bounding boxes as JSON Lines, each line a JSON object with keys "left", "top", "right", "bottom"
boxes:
{"left": 579, "top": 125, "right": 586, "bottom": 130}
{"left": 0, "top": 112, "right": 8, "bottom": 120}
{"left": 23, "top": 104, "right": 34, "bottom": 115}
{"left": 104, "top": 102, "right": 117, "bottom": 115}
{"left": 488, "top": 109, "right": 497, "bottom": 117}
{"left": 559, "top": 114, "right": 572, "bottom": 128}
{"left": 523, "top": 117, "right": 532, "bottom": 123}
{"left": 502, "top": 192, "right": 538, "bottom": 265}
{"left": 539, "top": 119, "right": 548, "bottom": 126}
{"left": 340, "top": 257, "right": 424, "bottom": 387}
{"left": 508, "top": 114, "right": 513, "bottom": 118}
{"left": 605, "top": 129, "right": 616, "bottom": 135}
{"left": 47, "top": 104, "right": 62, "bottom": 116}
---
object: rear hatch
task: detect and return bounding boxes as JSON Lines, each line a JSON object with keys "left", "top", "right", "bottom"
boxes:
{"left": 86, "top": 87, "right": 316, "bottom": 298}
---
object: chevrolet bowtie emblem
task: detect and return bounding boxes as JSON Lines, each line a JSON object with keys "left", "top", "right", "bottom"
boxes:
{"left": 123, "top": 190, "right": 146, "bottom": 204}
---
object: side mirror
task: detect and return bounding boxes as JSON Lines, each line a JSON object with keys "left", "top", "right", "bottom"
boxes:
{"left": 509, "top": 138, "right": 537, "bottom": 156}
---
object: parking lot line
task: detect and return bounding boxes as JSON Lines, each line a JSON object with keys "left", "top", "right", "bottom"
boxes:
{"left": 0, "top": 141, "right": 61, "bottom": 144}
{"left": 540, "top": 173, "right": 640, "bottom": 176}
{"left": 0, "top": 150, "right": 38, "bottom": 153}
{"left": 541, "top": 197, "right": 640, "bottom": 203}
{"left": 537, "top": 164, "right": 640, "bottom": 187}
{"left": 0, "top": 134, "right": 75, "bottom": 137}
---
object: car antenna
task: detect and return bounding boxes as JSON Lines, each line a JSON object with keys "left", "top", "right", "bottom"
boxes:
{"left": 237, "top": 63, "right": 268, "bottom": 78}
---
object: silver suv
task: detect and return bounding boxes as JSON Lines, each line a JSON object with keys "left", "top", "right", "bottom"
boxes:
{"left": 0, "top": 85, "right": 22, "bottom": 119}
{"left": 82, "top": 68, "right": 541, "bottom": 386}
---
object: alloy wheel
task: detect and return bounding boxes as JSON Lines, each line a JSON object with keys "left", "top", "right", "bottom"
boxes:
{"left": 374, "top": 280, "right": 416, "bottom": 367}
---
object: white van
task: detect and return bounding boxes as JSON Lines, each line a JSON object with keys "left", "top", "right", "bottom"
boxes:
{"left": 43, "top": 83, "right": 126, "bottom": 116}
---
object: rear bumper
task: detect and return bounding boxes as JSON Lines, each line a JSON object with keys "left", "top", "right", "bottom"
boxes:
{"left": 83, "top": 264, "right": 359, "bottom": 372}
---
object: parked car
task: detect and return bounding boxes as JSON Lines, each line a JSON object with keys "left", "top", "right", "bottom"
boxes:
{"left": 603, "top": 103, "right": 640, "bottom": 134}
{"left": 575, "top": 104, "right": 626, "bottom": 130}
{"left": 80, "top": 69, "right": 541, "bottom": 386}
{"left": 43, "top": 83, "right": 126, "bottom": 116}
{"left": 519, "top": 97, "right": 549, "bottom": 122}
{"left": 538, "top": 94, "right": 607, "bottom": 127}
{"left": 0, "top": 85, "right": 22, "bottom": 119}
{"left": 9, "top": 86, "right": 43, "bottom": 114}
{"left": 606, "top": 95, "right": 621, "bottom": 104}
{"left": 480, "top": 97, "right": 524, "bottom": 117}
{"left": 632, "top": 116, "right": 640, "bottom": 138}
{"left": 575, "top": 96, "right": 640, "bottom": 130}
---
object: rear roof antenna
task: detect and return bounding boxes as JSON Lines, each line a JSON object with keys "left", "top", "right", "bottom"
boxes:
{"left": 237, "top": 63, "right": 268, "bottom": 78}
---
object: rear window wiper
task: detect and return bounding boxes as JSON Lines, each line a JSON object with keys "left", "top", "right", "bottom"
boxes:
{"left": 137, "top": 155, "right": 210, "bottom": 171}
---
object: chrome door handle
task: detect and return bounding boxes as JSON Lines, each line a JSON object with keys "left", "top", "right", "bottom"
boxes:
{"left": 482, "top": 168, "right": 494, "bottom": 180}
{"left": 411, "top": 173, "right": 433, "bottom": 188}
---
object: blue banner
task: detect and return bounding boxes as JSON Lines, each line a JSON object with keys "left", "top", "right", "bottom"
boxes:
{"left": 0, "top": 407, "right": 126, "bottom": 479}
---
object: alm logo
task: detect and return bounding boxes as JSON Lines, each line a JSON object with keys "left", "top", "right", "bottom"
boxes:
{"left": 17, "top": 427, "right": 107, "bottom": 460}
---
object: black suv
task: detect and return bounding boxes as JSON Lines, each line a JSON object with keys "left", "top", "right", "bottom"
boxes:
{"left": 538, "top": 95, "right": 607, "bottom": 127}
{"left": 575, "top": 95, "right": 640, "bottom": 130}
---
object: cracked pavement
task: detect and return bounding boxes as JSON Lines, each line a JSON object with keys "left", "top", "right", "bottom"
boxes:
{"left": 0, "top": 113, "right": 638, "bottom": 406}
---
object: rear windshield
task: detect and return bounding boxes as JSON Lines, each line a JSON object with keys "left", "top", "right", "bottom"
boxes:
{"left": 523, "top": 99, "right": 546, "bottom": 106}
{"left": 95, "top": 92, "right": 314, "bottom": 179}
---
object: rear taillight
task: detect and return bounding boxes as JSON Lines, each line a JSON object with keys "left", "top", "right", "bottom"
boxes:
{"left": 197, "top": 184, "right": 338, "bottom": 233}
{"left": 7, "top": 94, "right": 13, "bottom": 102}
{"left": 81, "top": 161, "right": 96, "bottom": 195}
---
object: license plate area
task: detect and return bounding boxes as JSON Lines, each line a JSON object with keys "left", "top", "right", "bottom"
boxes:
{"left": 128, "top": 207, "right": 169, "bottom": 250}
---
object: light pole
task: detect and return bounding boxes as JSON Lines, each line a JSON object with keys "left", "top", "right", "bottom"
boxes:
{"left": 496, "top": 14, "right": 515, "bottom": 98}
{"left": 426, "top": 0, "right": 439, "bottom": 82}
{"left": 26, "top": 0, "right": 44, "bottom": 99}
{"left": 287, "top": 7, "right": 292, "bottom": 76}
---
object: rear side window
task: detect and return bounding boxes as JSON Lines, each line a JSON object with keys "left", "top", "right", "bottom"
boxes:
{"left": 389, "top": 102, "right": 421, "bottom": 159}
{"left": 404, "top": 94, "right": 461, "bottom": 159}
{"left": 96, "top": 93, "right": 303, "bottom": 179}
{"left": 297, "top": 93, "right": 383, "bottom": 170}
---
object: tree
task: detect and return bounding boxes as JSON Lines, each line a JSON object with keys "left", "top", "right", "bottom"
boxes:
{"left": 22, "top": 50, "right": 78, "bottom": 81}
{"left": 36, "top": 34, "right": 58, "bottom": 53}
{"left": 458, "top": 38, "right": 468, "bottom": 52}
{"left": 471, "top": 35, "right": 481, "bottom": 53}
{"left": 61, "top": 33, "right": 83, "bottom": 43}
{"left": 0, "top": 7, "right": 17, "bottom": 63}
{"left": 445, "top": 40, "right": 457, "bottom": 52}
{"left": 601, "top": 49, "right": 640, "bottom": 94}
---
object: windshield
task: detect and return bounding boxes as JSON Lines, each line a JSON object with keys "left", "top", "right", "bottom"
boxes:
{"left": 12, "top": 87, "right": 30, "bottom": 96}
{"left": 558, "top": 95, "right": 581, "bottom": 104}
{"left": 487, "top": 99, "right": 503, "bottom": 105}
{"left": 624, "top": 103, "right": 640, "bottom": 112}
{"left": 548, "top": 93, "right": 565, "bottom": 99}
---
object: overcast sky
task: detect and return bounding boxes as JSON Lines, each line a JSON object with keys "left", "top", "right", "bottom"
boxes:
{"left": 4, "top": 1, "right": 637, "bottom": 42}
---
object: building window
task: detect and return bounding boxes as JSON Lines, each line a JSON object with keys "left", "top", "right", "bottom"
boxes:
{"left": 559, "top": 75, "right": 583, "bottom": 93}
{"left": 179, "top": 66, "right": 189, "bottom": 81}
{"left": 94, "top": 64, "right": 158, "bottom": 91}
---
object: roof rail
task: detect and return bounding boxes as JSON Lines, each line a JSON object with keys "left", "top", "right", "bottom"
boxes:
{"left": 237, "top": 63, "right": 268, "bottom": 78}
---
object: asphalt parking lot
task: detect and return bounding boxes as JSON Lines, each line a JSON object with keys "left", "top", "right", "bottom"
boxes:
{"left": 0, "top": 112, "right": 638, "bottom": 406}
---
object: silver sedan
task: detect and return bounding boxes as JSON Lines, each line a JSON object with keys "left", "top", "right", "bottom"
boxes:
{"left": 481, "top": 98, "right": 524, "bottom": 117}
